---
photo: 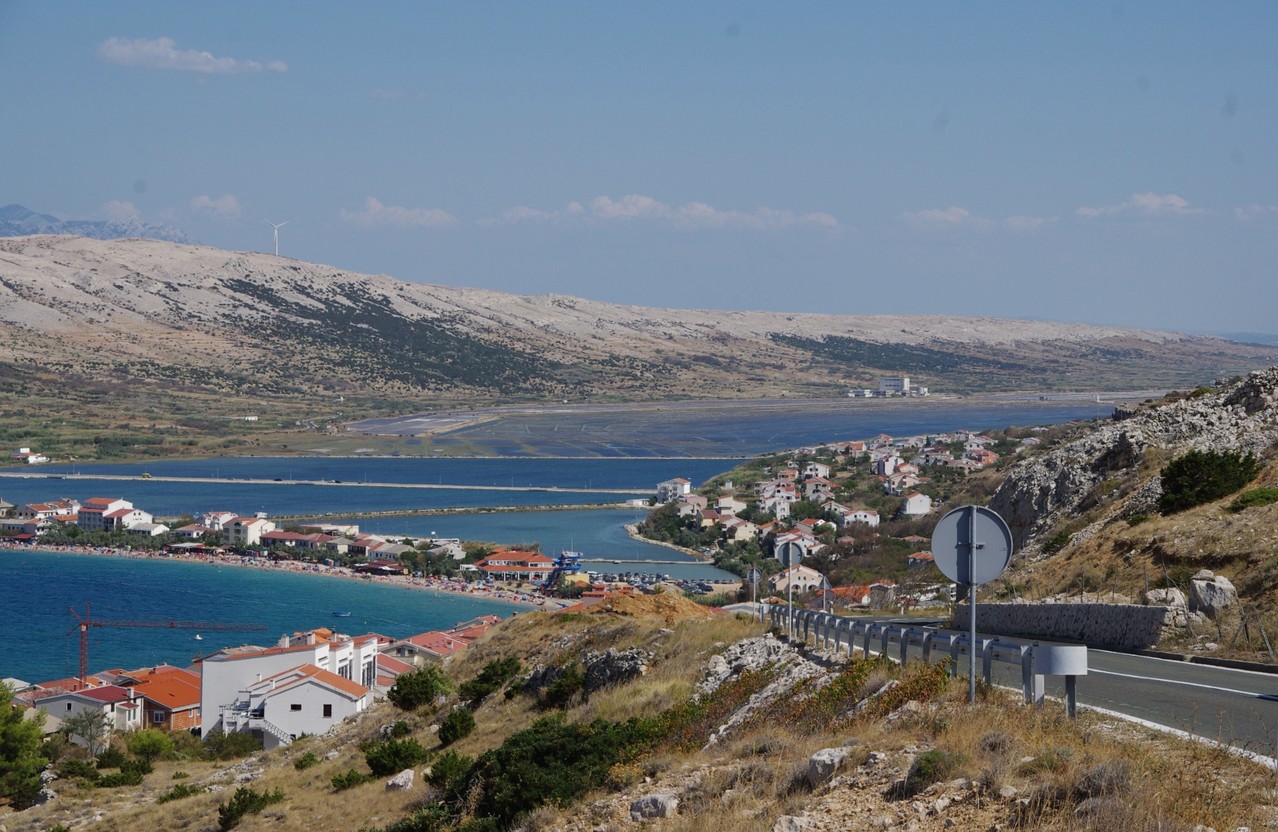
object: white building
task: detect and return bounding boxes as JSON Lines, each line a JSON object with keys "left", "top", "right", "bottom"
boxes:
{"left": 218, "top": 664, "right": 372, "bottom": 750}
{"left": 10, "top": 447, "right": 48, "bottom": 464}
{"left": 37, "top": 685, "right": 143, "bottom": 747}
{"left": 200, "top": 629, "right": 378, "bottom": 744}
{"left": 226, "top": 516, "right": 277, "bottom": 547}
{"left": 901, "top": 492, "right": 934, "bottom": 516}
{"left": 769, "top": 564, "right": 825, "bottom": 595}
{"left": 656, "top": 478, "right": 693, "bottom": 503}
{"left": 879, "top": 376, "right": 911, "bottom": 396}
{"left": 77, "top": 498, "right": 152, "bottom": 533}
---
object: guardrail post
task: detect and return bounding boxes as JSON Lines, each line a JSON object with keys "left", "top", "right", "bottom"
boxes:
{"left": 862, "top": 624, "right": 875, "bottom": 658}
{"left": 982, "top": 638, "right": 996, "bottom": 684}
{"left": 949, "top": 634, "right": 962, "bottom": 676}
{"left": 898, "top": 628, "right": 912, "bottom": 665}
{"left": 1065, "top": 675, "right": 1077, "bottom": 719}
{"left": 1020, "top": 645, "right": 1033, "bottom": 704}
{"left": 922, "top": 631, "right": 936, "bottom": 663}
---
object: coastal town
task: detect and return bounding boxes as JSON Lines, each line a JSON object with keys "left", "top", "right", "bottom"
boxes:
{"left": 0, "top": 419, "right": 1048, "bottom": 765}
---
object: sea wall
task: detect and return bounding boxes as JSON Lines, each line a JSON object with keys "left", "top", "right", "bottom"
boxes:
{"left": 954, "top": 602, "right": 1166, "bottom": 650}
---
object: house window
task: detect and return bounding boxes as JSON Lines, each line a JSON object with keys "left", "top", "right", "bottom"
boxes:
{"left": 323, "top": 704, "right": 333, "bottom": 718}
{"left": 66, "top": 703, "right": 72, "bottom": 712}
{"left": 290, "top": 703, "right": 302, "bottom": 711}
{"left": 153, "top": 712, "right": 166, "bottom": 724}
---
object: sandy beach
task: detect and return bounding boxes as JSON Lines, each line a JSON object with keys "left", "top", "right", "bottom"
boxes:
{"left": 4, "top": 541, "right": 566, "bottom": 612}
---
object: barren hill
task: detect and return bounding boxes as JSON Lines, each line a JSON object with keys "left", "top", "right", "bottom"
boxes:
{"left": 0, "top": 234, "right": 1273, "bottom": 412}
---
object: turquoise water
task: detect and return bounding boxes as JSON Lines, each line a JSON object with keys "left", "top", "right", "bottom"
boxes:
{"left": 0, "top": 548, "right": 524, "bottom": 684}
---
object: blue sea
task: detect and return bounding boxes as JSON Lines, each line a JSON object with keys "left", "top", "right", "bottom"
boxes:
{"left": 0, "top": 399, "right": 1111, "bottom": 683}
{"left": 0, "top": 548, "right": 523, "bottom": 684}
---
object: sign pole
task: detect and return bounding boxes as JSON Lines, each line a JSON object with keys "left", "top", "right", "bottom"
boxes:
{"left": 968, "top": 507, "right": 977, "bottom": 704}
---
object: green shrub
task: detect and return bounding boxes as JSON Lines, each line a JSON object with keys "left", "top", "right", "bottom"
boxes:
{"left": 388, "top": 720, "right": 412, "bottom": 738}
{"left": 1040, "top": 529, "right": 1073, "bottom": 555}
{"left": 157, "top": 782, "right": 205, "bottom": 803}
{"left": 217, "top": 786, "right": 285, "bottom": 830}
{"left": 95, "top": 746, "right": 126, "bottom": 770}
{"left": 57, "top": 758, "right": 100, "bottom": 782}
{"left": 364, "top": 738, "right": 431, "bottom": 777}
{"left": 388, "top": 666, "right": 453, "bottom": 711}
{"left": 426, "top": 749, "right": 474, "bottom": 809}
{"left": 331, "top": 768, "right": 373, "bottom": 791}
{"left": 459, "top": 657, "right": 522, "bottom": 705}
{"left": 128, "top": 728, "right": 175, "bottom": 762}
{"left": 380, "top": 805, "right": 455, "bottom": 832}
{"left": 293, "top": 751, "right": 321, "bottom": 771}
{"left": 539, "top": 662, "right": 585, "bottom": 710}
{"left": 96, "top": 769, "right": 144, "bottom": 788}
{"left": 121, "top": 756, "right": 153, "bottom": 776}
{"left": 1159, "top": 449, "right": 1262, "bottom": 514}
{"left": 1228, "top": 487, "right": 1278, "bottom": 513}
{"left": 468, "top": 715, "right": 655, "bottom": 829}
{"left": 172, "top": 770, "right": 190, "bottom": 779}
{"left": 438, "top": 709, "right": 476, "bottom": 747}
{"left": 202, "top": 729, "right": 263, "bottom": 760}
{"left": 900, "top": 749, "right": 965, "bottom": 797}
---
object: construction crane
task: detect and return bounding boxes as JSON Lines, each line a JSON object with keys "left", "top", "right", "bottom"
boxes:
{"left": 69, "top": 602, "right": 268, "bottom": 687}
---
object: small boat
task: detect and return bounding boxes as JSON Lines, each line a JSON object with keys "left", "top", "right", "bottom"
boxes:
{"left": 194, "top": 634, "right": 203, "bottom": 641}
{"left": 332, "top": 611, "right": 352, "bottom": 617}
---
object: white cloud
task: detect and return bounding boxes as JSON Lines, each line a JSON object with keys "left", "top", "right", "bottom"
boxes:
{"left": 100, "top": 200, "right": 140, "bottom": 223}
{"left": 1076, "top": 192, "right": 1199, "bottom": 219}
{"left": 340, "top": 197, "right": 456, "bottom": 229}
{"left": 485, "top": 194, "right": 837, "bottom": 230}
{"left": 190, "top": 193, "right": 241, "bottom": 219}
{"left": 97, "top": 37, "right": 287, "bottom": 74}
{"left": 1235, "top": 204, "right": 1278, "bottom": 221}
{"left": 900, "top": 206, "right": 1052, "bottom": 232}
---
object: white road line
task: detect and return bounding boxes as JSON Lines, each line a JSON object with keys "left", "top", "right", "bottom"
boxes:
{"left": 1091, "top": 667, "right": 1274, "bottom": 699}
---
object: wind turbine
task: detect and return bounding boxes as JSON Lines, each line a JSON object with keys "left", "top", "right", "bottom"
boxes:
{"left": 265, "top": 219, "right": 289, "bottom": 256}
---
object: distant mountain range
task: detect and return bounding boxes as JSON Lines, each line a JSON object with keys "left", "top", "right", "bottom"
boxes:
{"left": 0, "top": 203, "right": 191, "bottom": 244}
{"left": 0, "top": 234, "right": 1274, "bottom": 414}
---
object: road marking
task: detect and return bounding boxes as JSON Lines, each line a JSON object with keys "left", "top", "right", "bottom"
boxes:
{"left": 1091, "top": 667, "right": 1277, "bottom": 700}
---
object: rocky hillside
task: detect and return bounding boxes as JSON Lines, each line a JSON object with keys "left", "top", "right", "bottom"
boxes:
{"left": 8, "top": 602, "right": 1271, "bottom": 832}
{"left": 990, "top": 368, "right": 1278, "bottom": 549}
{"left": 0, "top": 234, "right": 1273, "bottom": 411}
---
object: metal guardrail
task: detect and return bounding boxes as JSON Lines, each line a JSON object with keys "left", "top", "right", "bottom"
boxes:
{"left": 764, "top": 605, "right": 1088, "bottom": 718}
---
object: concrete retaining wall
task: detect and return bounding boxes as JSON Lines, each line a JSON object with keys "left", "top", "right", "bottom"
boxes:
{"left": 954, "top": 603, "right": 1167, "bottom": 650}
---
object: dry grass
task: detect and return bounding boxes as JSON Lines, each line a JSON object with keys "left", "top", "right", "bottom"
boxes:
{"left": 8, "top": 613, "right": 1278, "bottom": 832}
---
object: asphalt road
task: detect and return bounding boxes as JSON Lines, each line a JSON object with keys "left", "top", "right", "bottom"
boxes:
{"left": 774, "top": 611, "right": 1278, "bottom": 761}
{"left": 967, "top": 642, "right": 1277, "bottom": 760}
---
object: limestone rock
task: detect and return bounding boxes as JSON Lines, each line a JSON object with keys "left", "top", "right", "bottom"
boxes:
{"left": 583, "top": 648, "right": 653, "bottom": 696}
{"left": 772, "top": 816, "right": 812, "bottom": 832}
{"left": 630, "top": 793, "right": 679, "bottom": 821}
{"left": 1190, "top": 575, "right": 1238, "bottom": 619}
{"left": 1144, "top": 587, "right": 1191, "bottom": 627}
{"left": 808, "top": 747, "right": 853, "bottom": 788}
{"left": 386, "top": 768, "right": 415, "bottom": 790}
{"left": 34, "top": 787, "right": 56, "bottom": 805}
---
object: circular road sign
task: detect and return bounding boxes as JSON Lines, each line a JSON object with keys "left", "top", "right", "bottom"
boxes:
{"left": 930, "top": 505, "right": 1014, "bottom": 586}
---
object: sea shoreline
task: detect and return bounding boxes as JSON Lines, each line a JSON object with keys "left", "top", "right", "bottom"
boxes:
{"left": 3, "top": 542, "right": 562, "bottom": 614}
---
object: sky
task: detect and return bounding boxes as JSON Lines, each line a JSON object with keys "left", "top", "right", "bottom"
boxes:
{"left": 2, "top": 2, "right": 1275, "bottom": 335}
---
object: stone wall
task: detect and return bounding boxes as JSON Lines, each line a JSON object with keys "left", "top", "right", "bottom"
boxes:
{"left": 954, "top": 602, "right": 1167, "bottom": 650}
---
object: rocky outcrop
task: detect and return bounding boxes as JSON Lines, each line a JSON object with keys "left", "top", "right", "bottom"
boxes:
{"left": 990, "top": 369, "right": 1278, "bottom": 548}
{"left": 629, "top": 793, "right": 679, "bottom": 821}
{"left": 583, "top": 648, "right": 653, "bottom": 696}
